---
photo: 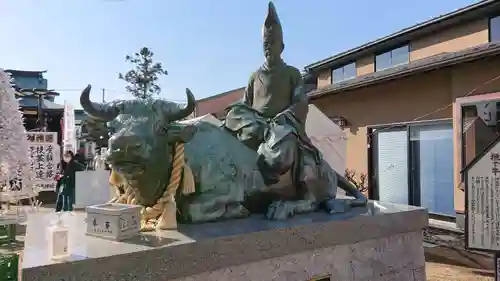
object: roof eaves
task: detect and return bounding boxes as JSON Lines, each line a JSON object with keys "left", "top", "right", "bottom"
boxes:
{"left": 5, "top": 69, "right": 47, "bottom": 74}
{"left": 304, "top": 0, "right": 497, "bottom": 72}
{"left": 197, "top": 87, "right": 245, "bottom": 103}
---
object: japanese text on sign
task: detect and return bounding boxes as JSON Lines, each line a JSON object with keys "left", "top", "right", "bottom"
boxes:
{"left": 26, "top": 132, "right": 59, "bottom": 191}
{"left": 467, "top": 142, "right": 500, "bottom": 251}
{"left": 63, "top": 101, "right": 77, "bottom": 154}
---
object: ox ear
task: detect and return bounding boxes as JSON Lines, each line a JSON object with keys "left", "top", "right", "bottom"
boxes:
{"left": 165, "top": 123, "right": 197, "bottom": 143}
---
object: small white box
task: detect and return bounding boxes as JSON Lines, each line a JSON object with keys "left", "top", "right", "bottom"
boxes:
{"left": 85, "top": 203, "right": 142, "bottom": 241}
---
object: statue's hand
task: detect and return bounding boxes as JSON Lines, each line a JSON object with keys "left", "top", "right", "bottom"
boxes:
{"left": 266, "top": 201, "right": 294, "bottom": 220}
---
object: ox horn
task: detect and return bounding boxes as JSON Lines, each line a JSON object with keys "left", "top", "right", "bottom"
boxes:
{"left": 169, "top": 88, "right": 196, "bottom": 121}
{"left": 80, "top": 84, "right": 119, "bottom": 121}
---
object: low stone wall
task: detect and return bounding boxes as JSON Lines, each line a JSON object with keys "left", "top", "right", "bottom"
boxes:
{"left": 21, "top": 201, "right": 428, "bottom": 281}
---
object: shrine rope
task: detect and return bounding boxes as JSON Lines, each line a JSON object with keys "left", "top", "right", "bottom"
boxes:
{"left": 108, "top": 142, "right": 195, "bottom": 231}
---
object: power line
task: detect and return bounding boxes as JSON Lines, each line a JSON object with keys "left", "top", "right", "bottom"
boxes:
{"left": 47, "top": 88, "right": 82, "bottom": 92}
{"left": 38, "top": 72, "right": 500, "bottom": 126}
{"left": 44, "top": 87, "right": 190, "bottom": 103}
{"left": 367, "top": 73, "right": 500, "bottom": 137}
{"left": 101, "top": 88, "right": 189, "bottom": 102}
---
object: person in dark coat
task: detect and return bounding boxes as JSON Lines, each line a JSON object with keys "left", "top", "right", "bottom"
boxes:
{"left": 75, "top": 147, "right": 86, "bottom": 164}
{"left": 55, "top": 151, "right": 85, "bottom": 212}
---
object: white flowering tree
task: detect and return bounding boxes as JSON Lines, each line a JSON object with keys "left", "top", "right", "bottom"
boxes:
{"left": 0, "top": 69, "right": 37, "bottom": 219}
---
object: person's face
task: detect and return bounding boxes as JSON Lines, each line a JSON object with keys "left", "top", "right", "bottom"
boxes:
{"left": 263, "top": 35, "right": 282, "bottom": 64}
{"left": 63, "top": 154, "right": 71, "bottom": 163}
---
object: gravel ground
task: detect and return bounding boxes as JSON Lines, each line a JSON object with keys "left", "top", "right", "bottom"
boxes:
{"left": 424, "top": 226, "right": 495, "bottom": 280}
{"left": 426, "top": 262, "right": 494, "bottom": 281}
{"left": 424, "top": 227, "right": 466, "bottom": 247}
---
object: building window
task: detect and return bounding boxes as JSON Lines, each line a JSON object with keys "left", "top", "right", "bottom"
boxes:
{"left": 375, "top": 45, "right": 409, "bottom": 71}
{"left": 373, "top": 121, "right": 455, "bottom": 217}
{"left": 490, "top": 16, "right": 500, "bottom": 42}
{"left": 332, "top": 62, "right": 356, "bottom": 83}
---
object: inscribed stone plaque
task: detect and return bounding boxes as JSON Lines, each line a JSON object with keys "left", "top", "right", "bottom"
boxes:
{"left": 466, "top": 138, "right": 500, "bottom": 251}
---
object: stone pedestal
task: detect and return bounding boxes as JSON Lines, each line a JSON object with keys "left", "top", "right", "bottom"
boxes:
{"left": 21, "top": 201, "right": 428, "bottom": 281}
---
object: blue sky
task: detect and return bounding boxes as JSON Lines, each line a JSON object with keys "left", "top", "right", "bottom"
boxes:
{"left": 1, "top": 0, "right": 479, "bottom": 108}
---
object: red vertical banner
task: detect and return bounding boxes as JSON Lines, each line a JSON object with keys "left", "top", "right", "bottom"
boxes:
{"left": 60, "top": 117, "right": 64, "bottom": 151}
{"left": 60, "top": 117, "right": 64, "bottom": 136}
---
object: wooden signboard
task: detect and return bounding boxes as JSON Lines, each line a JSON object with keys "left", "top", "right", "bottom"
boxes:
{"left": 464, "top": 136, "right": 500, "bottom": 280}
{"left": 26, "top": 132, "right": 60, "bottom": 191}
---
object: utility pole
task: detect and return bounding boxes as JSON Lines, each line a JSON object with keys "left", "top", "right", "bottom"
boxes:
{"left": 102, "top": 88, "right": 106, "bottom": 103}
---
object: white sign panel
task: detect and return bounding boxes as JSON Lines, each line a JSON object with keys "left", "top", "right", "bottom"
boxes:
{"left": 74, "top": 170, "right": 113, "bottom": 208}
{"left": 84, "top": 141, "right": 96, "bottom": 160}
{"left": 75, "top": 125, "right": 82, "bottom": 138}
{"left": 466, "top": 139, "right": 500, "bottom": 251}
{"left": 75, "top": 125, "right": 83, "bottom": 149}
{"left": 63, "top": 101, "right": 77, "bottom": 154}
{"left": 26, "top": 132, "right": 60, "bottom": 191}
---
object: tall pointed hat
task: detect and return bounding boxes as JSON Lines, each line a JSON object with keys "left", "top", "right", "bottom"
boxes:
{"left": 262, "top": 1, "right": 283, "bottom": 43}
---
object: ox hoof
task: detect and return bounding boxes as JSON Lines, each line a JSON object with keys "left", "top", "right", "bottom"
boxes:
{"left": 266, "top": 201, "right": 294, "bottom": 220}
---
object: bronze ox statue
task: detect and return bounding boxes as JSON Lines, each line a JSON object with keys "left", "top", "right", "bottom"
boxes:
{"left": 80, "top": 84, "right": 367, "bottom": 231}
{"left": 80, "top": 2, "right": 366, "bottom": 231}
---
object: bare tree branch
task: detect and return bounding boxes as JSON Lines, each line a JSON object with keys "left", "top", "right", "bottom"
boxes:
{"left": 344, "top": 168, "right": 368, "bottom": 193}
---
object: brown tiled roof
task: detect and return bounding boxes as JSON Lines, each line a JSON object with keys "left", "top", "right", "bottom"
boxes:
{"left": 308, "top": 42, "right": 500, "bottom": 99}
{"left": 305, "top": 0, "right": 500, "bottom": 71}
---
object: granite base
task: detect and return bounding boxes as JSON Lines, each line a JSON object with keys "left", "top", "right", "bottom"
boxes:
{"left": 21, "top": 200, "right": 428, "bottom": 281}
{"left": 173, "top": 231, "right": 426, "bottom": 281}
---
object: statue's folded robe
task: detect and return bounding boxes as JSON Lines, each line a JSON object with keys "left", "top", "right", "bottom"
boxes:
{"left": 224, "top": 103, "right": 321, "bottom": 164}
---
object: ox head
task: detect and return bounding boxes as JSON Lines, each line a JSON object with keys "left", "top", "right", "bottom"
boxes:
{"left": 80, "top": 85, "right": 196, "bottom": 205}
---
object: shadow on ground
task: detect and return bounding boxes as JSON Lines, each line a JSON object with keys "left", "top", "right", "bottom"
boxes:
{"left": 425, "top": 245, "right": 493, "bottom": 270}
{"left": 470, "top": 270, "right": 494, "bottom": 278}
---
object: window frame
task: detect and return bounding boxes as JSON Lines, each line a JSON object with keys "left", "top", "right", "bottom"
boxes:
{"left": 331, "top": 62, "right": 357, "bottom": 84}
{"left": 374, "top": 44, "right": 410, "bottom": 72}
{"left": 489, "top": 15, "right": 500, "bottom": 42}
{"left": 369, "top": 119, "right": 455, "bottom": 218}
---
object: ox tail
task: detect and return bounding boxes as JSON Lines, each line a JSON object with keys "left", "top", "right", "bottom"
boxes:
{"left": 336, "top": 171, "right": 368, "bottom": 207}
